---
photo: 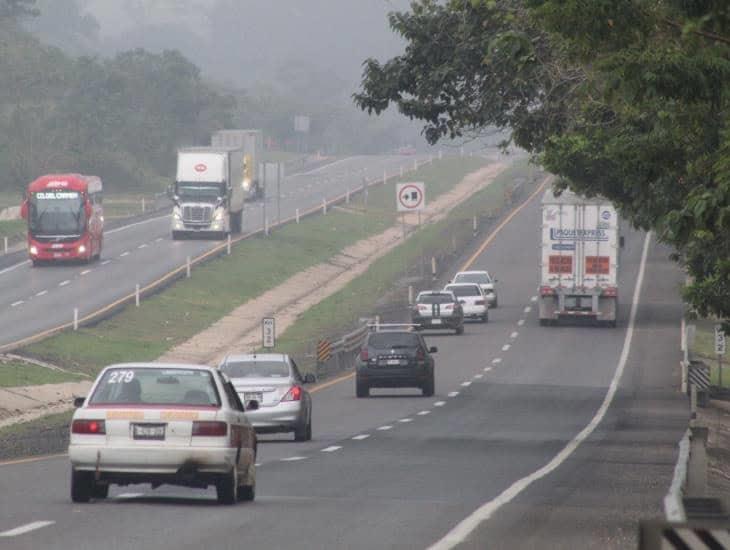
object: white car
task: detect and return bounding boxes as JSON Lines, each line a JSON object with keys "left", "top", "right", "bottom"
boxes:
{"left": 443, "top": 283, "right": 489, "bottom": 322}
{"left": 68, "top": 363, "right": 258, "bottom": 505}
{"left": 452, "top": 270, "right": 499, "bottom": 307}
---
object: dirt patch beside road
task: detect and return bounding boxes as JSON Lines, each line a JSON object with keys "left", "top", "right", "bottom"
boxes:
{"left": 159, "top": 162, "right": 508, "bottom": 366}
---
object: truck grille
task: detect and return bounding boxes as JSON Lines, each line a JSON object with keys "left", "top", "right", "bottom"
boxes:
{"left": 182, "top": 205, "right": 213, "bottom": 224}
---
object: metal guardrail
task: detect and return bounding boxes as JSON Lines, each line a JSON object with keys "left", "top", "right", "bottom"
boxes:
{"left": 315, "top": 322, "right": 370, "bottom": 378}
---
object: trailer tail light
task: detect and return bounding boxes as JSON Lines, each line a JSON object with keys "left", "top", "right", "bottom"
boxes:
{"left": 282, "top": 386, "right": 303, "bottom": 402}
{"left": 442, "top": 304, "right": 453, "bottom": 311}
{"left": 72, "top": 419, "right": 106, "bottom": 435}
{"left": 540, "top": 286, "right": 555, "bottom": 296}
{"left": 360, "top": 348, "right": 369, "bottom": 361}
{"left": 192, "top": 421, "right": 228, "bottom": 437}
{"left": 603, "top": 287, "right": 618, "bottom": 297}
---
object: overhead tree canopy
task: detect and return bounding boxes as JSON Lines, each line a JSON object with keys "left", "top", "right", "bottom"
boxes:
{"left": 355, "top": 0, "right": 730, "bottom": 321}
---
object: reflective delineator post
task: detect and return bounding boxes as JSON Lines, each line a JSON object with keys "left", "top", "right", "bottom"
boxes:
{"left": 400, "top": 165, "right": 404, "bottom": 178}
{"left": 186, "top": 256, "right": 191, "bottom": 278}
{"left": 322, "top": 199, "right": 327, "bottom": 215}
{"left": 73, "top": 308, "right": 78, "bottom": 331}
{"left": 264, "top": 217, "right": 269, "bottom": 235}
{"left": 3, "top": 237, "right": 7, "bottom": 254}
{"left": 408, "top": 285, "right": 414, "bottom": 306}
{"left": 413, "top": 159, "right": 418, "bottom": 171}
{"left": 383, "top": 170, "right": 387, "bottom": 185}
{"left": 141, "top": 197, "right": 146, "bottom": 213}
{"left": 473, "top": 215, "right": 478, "bottom": 237}
{"left": 296, "top": 208, "right": 300, "bottom": 224}
{"left": 345, "top": 189, "right": 350, "bottom": 204}
{"left": 431, "top": 256, "right": 437, "bottom": 279}
{"left": 227, "top": 234, "right": 231, "bottom": 255}
{"left": 135, "top": 284, "right": 140, "bottom": 307}
{"left": 438, "top": 150, "right": 443, "bottom": 160}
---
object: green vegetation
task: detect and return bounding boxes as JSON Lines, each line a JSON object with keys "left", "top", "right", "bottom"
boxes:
{"left": 273, "top": 159, "right": 539, "bottom": 369}
{"left": 355, "top": 0, "right": 730, "bottom": 323}
{"left": 0, "top": 219, "right": 24, "bottom": 244}
{"left": 0, "top": 360, "right": 84, "bottom": 387}
{"left": 22, "top": 157, "right": 489, "bottom": 375}
{"left": 0, "top": 409, "right": 73, "bottom": 461}
{"left": 690, "top": 319, "right": 730, "bottom": 389}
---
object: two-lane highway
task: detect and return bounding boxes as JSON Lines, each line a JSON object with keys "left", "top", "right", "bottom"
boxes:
{"left": 0, "top": 177, "right": 688, "bottom": 549}
{"left": 0, "top": 154, "right": 432, "bottom": 350}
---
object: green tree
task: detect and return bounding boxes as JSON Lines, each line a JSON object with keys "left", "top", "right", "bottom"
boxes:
{"left": 355, "top": 0, "right": 730, "bottom": 320}
{"left": 0, "top": 0, "right": 38, "bottom": 19}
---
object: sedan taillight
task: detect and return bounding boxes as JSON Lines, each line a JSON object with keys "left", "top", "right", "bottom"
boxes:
{"left": 192, "top": 421, "right": 227, "bottom": 437}
{"left": 282, "top": 386, "right": 303, "bottom": 402}
{"left": 72, "top": 419, "right": 106, "bottom": 435}
{"left": 360, "top": 348, "right": 369, "bottom": 361}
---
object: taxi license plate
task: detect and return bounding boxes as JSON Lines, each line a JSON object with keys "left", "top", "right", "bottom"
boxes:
{"left": 132, "top": 423, "right": 165, "bottom": 440}
{"left": 244, "top": 392, "right": 263, "bottom": 404}
{"left": 431, "top": 318, "right": 442, "bottom": 325}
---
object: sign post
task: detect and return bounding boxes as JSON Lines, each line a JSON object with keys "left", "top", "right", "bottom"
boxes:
{"left": 262, "top": 317, "right": 276, "bottom": 349}
{"left": 396, "top": 182, "right": 425, "bottom": 240}
{"left": 715, "top": 324, "right": 726, "bottom": 389}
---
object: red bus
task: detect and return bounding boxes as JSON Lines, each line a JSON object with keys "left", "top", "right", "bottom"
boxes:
{"left": 20, "top": 174, "right": 104, "bottom": 266}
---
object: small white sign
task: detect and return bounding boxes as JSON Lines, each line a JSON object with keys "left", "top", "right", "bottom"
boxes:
{"left": 715, "top": 324, "right": 726, "bottom": 356}
{"left": 396, "top": 182, "right": 425, "bottom": 212}
{"left": 262, "top": 317, "right": 275, "bottom": 348}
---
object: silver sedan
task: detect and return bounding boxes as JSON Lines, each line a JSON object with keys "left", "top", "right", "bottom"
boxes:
{"left": 219, "top": 353, "right": 315, "bottom": 442}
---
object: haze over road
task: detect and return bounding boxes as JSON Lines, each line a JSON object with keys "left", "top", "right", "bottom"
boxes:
{"left": 0, "top": 178, "right": 687, "bottom": 549}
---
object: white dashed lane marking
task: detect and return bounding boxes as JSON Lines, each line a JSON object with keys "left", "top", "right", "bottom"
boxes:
{"left": 80, "top": 269, "right": 91, "bottom": 275}
{"left": 517, "top": 319, "right": 525, "bottom": 326}
{"left": 501, "top": 344, "right": 511, "bottom": 351}
{"left": 461, "top": 381, "right": 472, "bottom": 387}
{"left": 510, "top": 331, "right": 519, "bottom": 339}
{"left": 280, "top": 456, "right": 307, "bottom": 462}
{"left": 474, "top": 374, "right": 484, "bottom": 379}
{"left": 10, "top": 300, "right": 24, "bottom": 307}
{"left": 0, "top": 521, "right": 55, "bottom": 538}
{"left": 59, "top": 280, "right": 70, "bottom": 287}
{"left": 138, "top": 244, "right": 148, "bottom": 249}
{"left": 321, "top": 446, "right": 342, "bottom": 453}
{"left": 377, "top": 425, "right": 393, "bottom": 431}
{"left": 417, "top": 410, "right": 431, "bottom": 416}
{"left": 492, "top": 358, "right": 502, "bottom": 364}
{"left": 531, "top": 296, "right": 538, "bottom": 302}
{"left": 101, "top": 260, "right": 111, "bottom": 265}
{"left": 483, "top": 367, "right": 493, "bottom": 372}
{"left": 120, "top": 251, "right": 130, "bottom": 257}
{"left": 447, "top": 391, "right": 460, "bottom": 397}
{"left": 398, "top": 418, "right": 413, "bottom": 423}
{"left": 35, "top": 290, "right": 48, "bottom": 297}
{"left": 524, "top": 306, "right": 532, "bottom": 313}
{"left": 155, "top": 237, "right": 164, "bottom": 242}
{"left": 434, "top": 401, "right": 446, "bottom": 407}
{"left": 352, "top": 434, "right": 370, "bottom": 440}
{"left": 116, "top": 493, "right": 144, "bottom": 499}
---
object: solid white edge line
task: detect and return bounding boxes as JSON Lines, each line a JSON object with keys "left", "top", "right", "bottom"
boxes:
{"left": 664, "top": 428, "right": 691, "bottom": 521}
{"left": 427, "top": 232, "right": 652, "bottom": 550}
{"left": 116, "top": 492, "right": 144, "bottom": 499}
{"left": 0, "top": 260, "right": 30, "bottom": 277}
{"left": 0, "top": 520, "right": 55, "bottom": 537}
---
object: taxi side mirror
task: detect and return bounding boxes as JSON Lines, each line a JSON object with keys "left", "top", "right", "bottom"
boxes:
{"left": 245, "top": 400, "right": 259, "bottom": 411}
{"left": 20, "top": 199, "right": 28, "bottom": 220}
{"left": 429, "top": 346, "right": 438, "bottom": 354}
{"left": 73, "top": 396, "right": 85, "bottom": 408}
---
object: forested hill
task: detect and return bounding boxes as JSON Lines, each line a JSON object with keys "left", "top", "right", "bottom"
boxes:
{"left": 0, "top": 17, "right": 233, "bottom": 194}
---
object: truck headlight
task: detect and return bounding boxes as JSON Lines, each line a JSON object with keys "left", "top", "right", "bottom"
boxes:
{"left": 29, "top": 245, "right": 38, "bottom": 255}
{"left": 213, "top": 208, "right": 224, "bottom": 221}
{"left": 173, "top": 209, "right": 182, "bottom": 220}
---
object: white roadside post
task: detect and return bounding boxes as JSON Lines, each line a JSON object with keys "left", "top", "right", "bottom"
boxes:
{"left": 431, "top": 256, "right": 437, "bottom": 280}
{"left": 141, "top": 197, "right": 146, "bottom": 213}
{"left": 322, "top": 198, "right": 327, "bottom": 215}
{"left": 296, "top": 208, "right": 300, "bottom": 224}
{"left": 413, "top": 159, "right": 418, "bottom": 171}
{"left": 186, "top": 256, "right": 191, "bottom": 278}
{"left": 473, "top": 215, "right": 478, "bottom": 237}
{"left": 408, "top": 285, "right": 414, "bottom": 306}
{"left": 73, "top": 308, "right": 79, "bottom": 331}
{"left": 135, "top": 284, "right": 140, "bottom": 307}
{"left": 3, "top": 237, "right": 7, "bottom": 254}
{"left": 264, "top": 217, "right": 269, "bottom": 235}
{"left": 346, "top": 188, "right": 350, "bottom": 204}
{"left": 227, "top": 234, "right": 231, "bottom": 255}
{"left": 715, "top": 324, "right": 726, "bottom": 390}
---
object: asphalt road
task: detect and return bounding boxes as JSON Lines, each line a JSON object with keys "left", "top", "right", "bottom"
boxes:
{"left": 0, "top": 174, "right": 688, "bottom": 549}
{"left": 0, "top": 154, "right": 431, "bottom": 349}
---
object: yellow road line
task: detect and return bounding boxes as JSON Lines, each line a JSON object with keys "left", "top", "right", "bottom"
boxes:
{"left": 310, "top": 372, "right": 355, "bottom": 393}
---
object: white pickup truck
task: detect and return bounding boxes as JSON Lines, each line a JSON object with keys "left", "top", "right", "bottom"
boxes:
{"left": 539, "top": 189, "right": 622, "bottom": 327}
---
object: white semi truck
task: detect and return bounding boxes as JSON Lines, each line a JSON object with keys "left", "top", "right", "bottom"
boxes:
{"left": 539, "top": 188, "right": 622, "bottom": 327}
{"left": 211, "top": 129, "right": 263, "bottom": 200}
{"left": 170, "top": 147, "right": 245, "bottom": 239}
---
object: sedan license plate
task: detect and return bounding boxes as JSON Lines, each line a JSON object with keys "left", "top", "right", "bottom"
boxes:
{"left": 386, "top": 359, "right": 401, "bottom": 365}
{"left": 431, "top": 318, "right": 442, "bottom": 325}
{"left": 244, "top": 392, "right": 263, "bottom": 404}
{"left": 132, "top": 423, "right": 165, "bottom": 440}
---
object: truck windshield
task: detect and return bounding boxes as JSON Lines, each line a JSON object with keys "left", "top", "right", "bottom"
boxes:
{"left": 29, "top": 191, "right": 85, "bottom": 236}
{"left": 175, "top": 182, "right": 224, "bottom": 203}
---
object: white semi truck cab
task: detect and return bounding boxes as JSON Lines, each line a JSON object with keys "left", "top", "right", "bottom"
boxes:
{"left": 171, "top": 147, "right": 245, "bottom": 240}
{"left": 539, "top": 189, "right": 622, "bottom": 327}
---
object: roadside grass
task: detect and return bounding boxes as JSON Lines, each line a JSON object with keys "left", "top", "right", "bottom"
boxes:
{"left": 0, "top": 360, "right": 85, "bottom": 387}
{"left": 691, "top": 319, "right": 730, "bottom": 388}
{"left": 21, "top": 157, "right": 490, "bottom": 376}
{"left": 271, "top": 158, "right": 540, "bottom": 371}
{"left": 0, "top": 410, "right": 73, "bottom": 461}
{"left": 0, "top": 219, "right": 25, "bottom": 244}
{"left": 0, "top": 191, "right": 22, "bottom": 210}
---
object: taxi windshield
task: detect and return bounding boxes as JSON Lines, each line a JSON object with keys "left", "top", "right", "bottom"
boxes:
{"left": 89, "top": 368, "right": 221, "bottom": 407}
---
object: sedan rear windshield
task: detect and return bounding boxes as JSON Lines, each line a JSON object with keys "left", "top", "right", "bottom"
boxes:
{"left": 454, "top": 272, "right": 491, "bottom": 284}
{"left": 368, "top": 333, "right": 420, "bottom": 349}
{"left": 417, "top": 294, "right": 454, "bottom": 304}
{"left": 220, "top": 361, "right": 290, "bottom": 378}
{"left": 89, "top": 368, "right": 221, "bottom": 407}
{"left": 446, "top": 286, "right": 481, "bottom": 297}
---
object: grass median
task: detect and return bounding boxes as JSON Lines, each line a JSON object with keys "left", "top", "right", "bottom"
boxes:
{"left": 20, "top": 156, "right": 491, "bottom": 377}
{"left": 0, "top": 360, "right": 85, "bottom": 387}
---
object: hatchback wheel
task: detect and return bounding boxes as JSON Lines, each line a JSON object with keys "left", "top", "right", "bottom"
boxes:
{"left": 422, "top": 375, "right": 435, "bottom": 397}
{"left": 356, "top": 378, "right": 369, "bottom": 398}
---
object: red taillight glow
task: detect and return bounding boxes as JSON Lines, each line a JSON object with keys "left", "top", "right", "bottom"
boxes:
{"left": 192, "top": 421, "right": 228, "bottom": 437}
{"left": 72, "top": 419, "right": 106, "bottom": 435}
{"left": 442, "top": 304, "right": 454, "bottom": 311}
{"left": 417, "top": 305, "right": 429, "bottom": 312}
{"left": 282, "top": 386, "right": 303, "bottom": 402}
{"left": 540, "top": 286, "right": 555, "bottom": 296}
{"left": 360, "top": 348, "right": 369, "bottom": 361}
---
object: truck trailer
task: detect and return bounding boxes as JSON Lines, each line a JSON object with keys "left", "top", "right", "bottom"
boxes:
{"left": 539, "top": 188, "right": 621, "bottom": 327}
{"left": 170, "top": 147, "right": 245, "bottom": 239}
{"left": 211, "top": 129, "right": 263, "bottom": 200}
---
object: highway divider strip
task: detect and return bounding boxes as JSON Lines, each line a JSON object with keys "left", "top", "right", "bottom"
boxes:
{"left": 0, "top": 156, "right": 436, "bottom": 354}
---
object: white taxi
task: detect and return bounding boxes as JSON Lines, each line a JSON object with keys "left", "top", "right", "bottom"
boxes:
{"left": 68, "top": 363, "right": 258, "bottom": 505}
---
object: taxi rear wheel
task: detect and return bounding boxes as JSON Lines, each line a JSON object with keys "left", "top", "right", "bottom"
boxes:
{"left": 70, "top": 469, "right": 93, "bottom": 503}
{"left": 91, "top": 483, "right": 109, "bottom": 499}
{"left": 237, "top": 480, "right": 255, "bottom": 501}
{"left": 216, "top": 468, "right": 238, "bottom": 505}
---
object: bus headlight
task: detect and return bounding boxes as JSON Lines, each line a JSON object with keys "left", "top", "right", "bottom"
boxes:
{"left": 78, "top": 244, "right": 86, "bottom": 254}
{"left": 29, "top": 245, "right": 38, "bottom": 255}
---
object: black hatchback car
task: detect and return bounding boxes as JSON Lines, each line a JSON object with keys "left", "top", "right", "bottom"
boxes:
{"left": 355, "top": 329, "right": 437, "bottom": 398}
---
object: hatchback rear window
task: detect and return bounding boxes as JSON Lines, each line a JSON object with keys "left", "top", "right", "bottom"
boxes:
{"left": 89, "top": 368, "right": 220, "bottom": 407}
{"left": 220, "top": 360, "right": 290, "bottom": 378}
{"left": 368, "top": 333, "right": 420, "bottom": 349}
{"left": 417, "top": 294, "right": 453, "bottom": 304}
{"left": 454, "top": 273, "right": 491, "bottom": 284}
{"left": 447, "top": 286, "right": 481, "bottom": 297}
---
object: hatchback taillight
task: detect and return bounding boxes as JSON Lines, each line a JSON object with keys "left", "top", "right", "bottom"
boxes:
{"left": 72, "top": 419, "right": 106, "bottom": 435}
{"left": 416, "top": 348, "right": 425, "bottom": 361}
{"left": 360, "top": 348, "right": 369, "bottom": 361}
{"left": 282, "top": 386, "right": 303, "bottom": 402}
{"left": 442, "top": 304, "right": 454, "bottom": 311}
{"left": 192, "top": 421, "right": 227, "bottom": 437}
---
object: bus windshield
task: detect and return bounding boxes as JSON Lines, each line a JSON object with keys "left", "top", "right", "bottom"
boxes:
{"left": 29, "top": 191, "right": 86, "bottom": 236}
